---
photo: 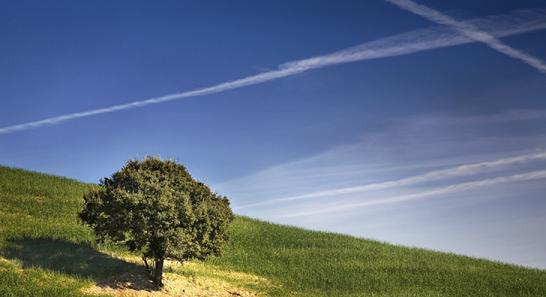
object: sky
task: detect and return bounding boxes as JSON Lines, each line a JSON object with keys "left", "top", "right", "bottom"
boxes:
{"left": 1, "top": 0, "right": 546, "bottom": 269}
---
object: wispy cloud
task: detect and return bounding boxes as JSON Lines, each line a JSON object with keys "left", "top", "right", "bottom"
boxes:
{"left": 1, "top": 8, "right": 546, "bottom": 135}
{"left": 282, "top": 169, "right": 546, "bottom": 217}
{"left": 386, "top": 0, "right": 546, "bottom": 73}
{"left": 237, "top": 151, "right": 546, "bottom": 209}
{"left": 212, "top": 110, "right": 546, "bottom": 269}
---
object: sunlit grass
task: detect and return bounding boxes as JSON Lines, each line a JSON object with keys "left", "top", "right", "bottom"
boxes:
{"left": 1, "top": 165, "right": 545, "bottom": 296}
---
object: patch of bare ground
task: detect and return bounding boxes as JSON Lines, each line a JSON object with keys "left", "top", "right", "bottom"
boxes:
{"left": 82, "top": 270, "right": 262, "bottom": 297}
{"left": 81, "top": 252, "right": 273, "bottom": 296}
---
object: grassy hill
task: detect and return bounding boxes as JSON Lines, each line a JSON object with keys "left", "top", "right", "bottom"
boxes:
{"left": 1, "top": 165, "right": 545, "bottom": 297}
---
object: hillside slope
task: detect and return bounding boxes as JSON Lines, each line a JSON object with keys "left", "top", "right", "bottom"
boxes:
{"left": 1, "top": 165, "right": 545, "bottom": 297}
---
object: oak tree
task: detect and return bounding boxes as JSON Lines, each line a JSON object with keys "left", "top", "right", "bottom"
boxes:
{"left": 79, "top": 157, "right": 233, "bottom": 287}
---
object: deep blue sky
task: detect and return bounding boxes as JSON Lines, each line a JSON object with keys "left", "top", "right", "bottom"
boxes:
{"left": 1, "top": 0, "right": 546, "bottom": 268}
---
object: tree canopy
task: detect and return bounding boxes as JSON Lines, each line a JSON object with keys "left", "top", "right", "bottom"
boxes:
{"left": 79, "top": 157, "right": 234, "bottom": 287}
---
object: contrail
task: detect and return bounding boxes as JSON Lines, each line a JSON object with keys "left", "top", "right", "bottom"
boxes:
{"left": 236, "top": 151, "right": 546, "bottom": 209}
{"left": 282, "top": 169, "right": 546, "bottom": 217}
{"left": 1, "top": 9, "right": 546, "bottom": 135}
{"left": 386, "top": 0, "right": 546, "bottom": 73}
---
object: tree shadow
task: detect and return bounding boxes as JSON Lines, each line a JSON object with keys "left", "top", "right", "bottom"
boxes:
{"left": 1, "top": 237, "right": 157, "bottom": 291}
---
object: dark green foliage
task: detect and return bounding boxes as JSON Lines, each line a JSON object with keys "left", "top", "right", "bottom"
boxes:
{"left": 78, "top": 158, "right": 234, "bottom": 286}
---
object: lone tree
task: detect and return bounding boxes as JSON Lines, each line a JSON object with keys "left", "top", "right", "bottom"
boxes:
{"left": 79, "top": 157, "right": 234, "bottom": 287}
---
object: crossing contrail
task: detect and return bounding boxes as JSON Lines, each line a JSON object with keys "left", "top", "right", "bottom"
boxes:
{"left": 236, "top": 151, "right": 546, "bottom": 209}
{"left": 386, "top": 0, "right": 546, "bottom": 72}
{"left": 1, "top": 8, "right": 546, "bottom": 135}
{"left": 282, "top": 169, "right": 546, "bottom": 217}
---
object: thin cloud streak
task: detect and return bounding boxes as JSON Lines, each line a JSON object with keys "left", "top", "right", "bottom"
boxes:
{"left": 282, "top": 169, "right": 546, "bottom": 218}
{"left": 1, "top": 9, "right": 546, "bottom": 135}
{"left": 386, "top": 0, "right": 546, "bottom": 73}
{"left": 237, "top": 151, "right": 546, "bottom": 209}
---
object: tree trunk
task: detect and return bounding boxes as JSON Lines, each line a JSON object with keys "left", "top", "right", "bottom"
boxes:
{"left": 143, "top": 256, "right": 150, "bottom": 274}
{"left": 153, "top": 258, "right": 164, "bottom": 288}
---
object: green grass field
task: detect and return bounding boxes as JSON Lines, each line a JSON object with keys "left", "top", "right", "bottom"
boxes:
{"left": 1, "top": 165, "right": 545, "bottom": 297}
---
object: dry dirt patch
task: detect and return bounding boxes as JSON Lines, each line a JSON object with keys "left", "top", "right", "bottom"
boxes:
{"left": 82, "top": 253, "right": 272, "bottom": 297}
{"left": 83, "top": 270, "right": 262, "bottom": 297}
